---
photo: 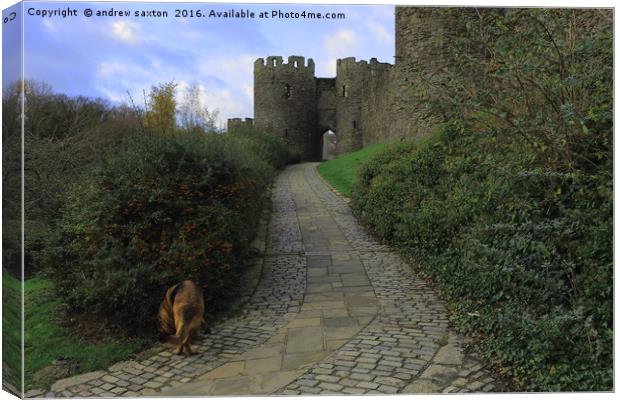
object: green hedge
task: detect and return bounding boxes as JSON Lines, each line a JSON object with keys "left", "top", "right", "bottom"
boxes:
{"left": 352, "top": 122, "right": 612, "bottom": 391}
{"left": 43, "top": 130, "right": 285, "bottom": 334}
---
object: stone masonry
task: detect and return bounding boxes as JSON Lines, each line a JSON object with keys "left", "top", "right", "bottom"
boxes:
{"left": 37, "top": 163, "right": 506, "bottom": 397}
{"left": 229, "top": 7, "right": 481, "bottom": 161}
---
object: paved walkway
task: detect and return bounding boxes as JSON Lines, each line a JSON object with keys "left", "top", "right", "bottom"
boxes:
{"left": 40, "top": 163, "right": 504, "bottom": 397}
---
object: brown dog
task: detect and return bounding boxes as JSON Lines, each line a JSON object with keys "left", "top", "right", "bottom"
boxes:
{"left": 157, "top": 280, "right": 205, "bottom": 355}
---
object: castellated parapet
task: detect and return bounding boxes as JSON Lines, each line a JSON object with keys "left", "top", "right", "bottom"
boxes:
{"left": 251, "top": 55, "right": 392, "bottom": 160}
{"left": 254, "top": 56, "right": 319, "bottom": 160}
{"left": 227, "top": 117, "right": 254, "bottom": 131}
{"left": 232, "top": 7, "right": 482, "bottom": 160}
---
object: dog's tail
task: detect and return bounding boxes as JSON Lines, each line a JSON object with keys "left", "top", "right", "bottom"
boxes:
{"left": 167, "top": 321, "right": 190, "bottom": 347}
{"left": 168, "top": 306, "right": 200, "bottom": 347}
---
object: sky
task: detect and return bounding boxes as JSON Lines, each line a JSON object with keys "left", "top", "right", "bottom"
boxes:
{"left": 2, "top": 2, "right": 22, "bottom": 88}
{"left": 10, "top": 1, "right": 395, "bottom": 127}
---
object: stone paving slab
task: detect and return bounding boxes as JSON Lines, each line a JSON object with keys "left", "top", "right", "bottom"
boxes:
{"left": 39, "top": 163, "right": 506, "bottom": 398}
{"left": 278, "top": 164, "right": 506, "bottom": 395}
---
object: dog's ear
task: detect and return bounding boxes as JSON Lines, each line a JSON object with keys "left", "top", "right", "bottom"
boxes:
{"left": 166, "top": 283, "right": 181, "bottom": 307}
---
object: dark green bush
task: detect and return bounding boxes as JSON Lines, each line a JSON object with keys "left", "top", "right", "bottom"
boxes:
{"left": 353, "top": 8, "right": 611, "bottom": 391}
{"left": 227, "top": 126, "right": 290, "bottom": 169}
{"left": 44, "top": 131, "right": 275, "bottom": 333}
{"left": 352, "top": 121, "right": 612, "bottom": 391}
{"left": 286, "top": 145, "right": 303, "bottom": 165}
{"left": 2, "top": 81, "right": 143, "bottom": 276}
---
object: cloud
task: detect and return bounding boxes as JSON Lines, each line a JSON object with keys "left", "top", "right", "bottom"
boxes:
{"left": 94, "top": 58, "right": 170, "bottom": 106}
{"left": 367, "top": 21, "right": 392, "bottom": 45}
{"left": 95, "top": 86, "right": 126, "bottom": 103}
{"left": 42, "top": 20, "right": 57, "bottom": 33}
{"left": 176, "top": 81, "right": 247, "bottom": 129}
{"left": 27, "top": 4, "right": 395, "bottom": 128}
{"left": 201, "top": 87, "right": 245, "bottom": 121}
{"left": 94, "top": 53, "right": 256, "bottom": 127}
{"left": 197, "top": 53, "right": 258, "bottom": 119}
{"left": 241, "top": 84, "right": 253, "bottom": 103}
{"left": 321, "top": 57, "right": 338, "bottom": 77}
{"left": 97, "top": 61, "right": 130, "bottom": 77}
{"left": 199, "top": 54, "right": 257, "bottom": 85}
{"left": 324, "top": 29, "right": 358, "bottom": 55}
{"left": 110, "top": 20, "right": 140, "bottom": 44}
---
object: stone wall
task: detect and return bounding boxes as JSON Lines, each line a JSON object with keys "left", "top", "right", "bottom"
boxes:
{"left": 389, "top": 7, "right": 480, "bottom": 140}
{"left": 242, "top": 7, "right": 481, "bottom": 159}
{"left": 359, "top": 58, "right": 393, "bottom": 147}
{"left": 254, "top": 56, "right": 318, "bottom": 160}
{"left": 334, "top": 58, "right": 365, "bottom": 155}
{"left": 227, "top": 117, "right": 254, "bottom": 131}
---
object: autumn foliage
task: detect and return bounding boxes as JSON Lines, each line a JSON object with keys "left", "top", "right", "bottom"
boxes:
{"left": 143, "top": 82, "right": 177, "bottom": 133}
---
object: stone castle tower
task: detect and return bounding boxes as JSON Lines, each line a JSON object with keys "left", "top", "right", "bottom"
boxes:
{"left": 228, "top": 7, "right": 476, "bottom": 160}
{"left": 253, "top": 56, "right": 319, "bottom": 160}
{"left": 246, "top": 56, "right": 391, "bottom": 161}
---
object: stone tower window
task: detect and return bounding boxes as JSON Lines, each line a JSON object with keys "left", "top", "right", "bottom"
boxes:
{"left": 294, "top": 61, "right": 298, "bottom": 68}
{"left": 353, "top": 120, "right": 357, "bottom": 129}
{"left": 285, "top": 83, "right": 292, "bottom": 99}
{"left": 284, "top": 128, "right": 289, "bottom": 138}
{"left": 342, "top": 85, "right": 348, "bottom": 97}
{"left": 272, "top": 59, "right": 277, "bottom": 67}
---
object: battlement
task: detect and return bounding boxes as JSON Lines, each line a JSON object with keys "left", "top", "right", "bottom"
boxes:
{"left": 228, "top": 117, "right": 254, "bottom": 123}
{"left": 337, "top": 57, "right": 363, "bottom": 68}
{"left": 369, "top": 58, "right": 392, "bottom": 70}
{"left": 337, "top": 57, "right": 392, "bottom": 73}
{"left": 235, "top": 7, "right": 491, "bottom": 160}
{"left": 227, "top": 117, "right": 254, "bottom": 131}
{"left": 255, "top": 56, "right": 315, "bottom": 74}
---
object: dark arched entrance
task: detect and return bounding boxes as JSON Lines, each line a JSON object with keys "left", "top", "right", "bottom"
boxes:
{"left": 321, "top": 130, "right": 337, "bottom": 161}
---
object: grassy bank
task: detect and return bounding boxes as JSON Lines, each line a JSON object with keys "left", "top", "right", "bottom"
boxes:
{"left": 17, "top": 274, "right": 151, "bottom": 389}
{"left": 2, "top": 273, "right": 22, "bottom": 392}
{"left": 316, "top": 143, "right": 387, "bottom": 197}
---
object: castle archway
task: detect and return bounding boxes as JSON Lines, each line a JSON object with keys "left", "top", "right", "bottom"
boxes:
{"left": 321, "top": 130, "right": 337, "bottom": 161}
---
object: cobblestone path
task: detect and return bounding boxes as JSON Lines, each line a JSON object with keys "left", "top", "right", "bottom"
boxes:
{"left": 39, "top": 163, "right": 505, "bottom": 398}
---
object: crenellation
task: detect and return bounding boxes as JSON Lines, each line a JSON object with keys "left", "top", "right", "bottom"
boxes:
{"left": 251, "top": 52, "right": 394, "bottom": 159}
{"left": 369, "top": 58, "right": 391, "bottom": 70}
{"left": 227, "top": 117, "right": 254, "bottom": 131}
{"left": 266, "top": 56, "right": 283, "bottom": 68}
{"left": 240, "top": 7, "right": 483, "bottom": 160}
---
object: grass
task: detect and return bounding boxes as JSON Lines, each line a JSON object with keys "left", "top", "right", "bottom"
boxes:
{"left": 317, "top": 142, "right": 387, "bottom": 197}
{"left": 9, "top": 274, "right": 153, "bottom": 390}
{"left": 2, "top": 273, "right": 22, "bottom": 392}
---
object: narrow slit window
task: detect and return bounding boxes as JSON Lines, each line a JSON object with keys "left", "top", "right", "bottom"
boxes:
{"left": 353, "top": 120, "right": 357, "bottom": 129}
{"left": 285, "top": 84, "right": 292, "bottom": 99}
{"left": 294, "top": 61, "right": 298, "bottom": 68}
{"left": 284, "top": 128, "right": 289, "bottom": 138}
{"left": 342, "top": 85, "right": 347, "bottom": 97}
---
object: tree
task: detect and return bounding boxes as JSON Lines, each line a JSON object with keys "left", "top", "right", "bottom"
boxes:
{"left": 178, "top": 83, "right": 219, "bottom": 134}
{"left": 413, "top": 9, "right": 612, "bottom": 172}
{"left": 3, "top": 80, "right": 141, "bottom": 274}
{"left": 143, "top": 81, "right": 177, "bottom": 133}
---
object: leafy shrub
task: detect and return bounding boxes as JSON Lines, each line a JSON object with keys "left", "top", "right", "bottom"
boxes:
{"left": 286, "top": 144, "right": 303, "bottom": 165}
{"left": 43, "top": 131, "right": 275, "bottom": 334}
{"left": 3, "top": 81, "right": 143, "bottom": 276}
{"left": 352, "top": 121, "right": 612, "bottom": 391}
{"left": 227, "top": 126, "right": 290, "bottom": 169}
{"left": 353, "top": 8, "right": 611, "bottom": 391}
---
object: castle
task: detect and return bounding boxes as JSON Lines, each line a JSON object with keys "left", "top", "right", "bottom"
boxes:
{"left": 228, "top": 7, "right": 468, "bottom": 160}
